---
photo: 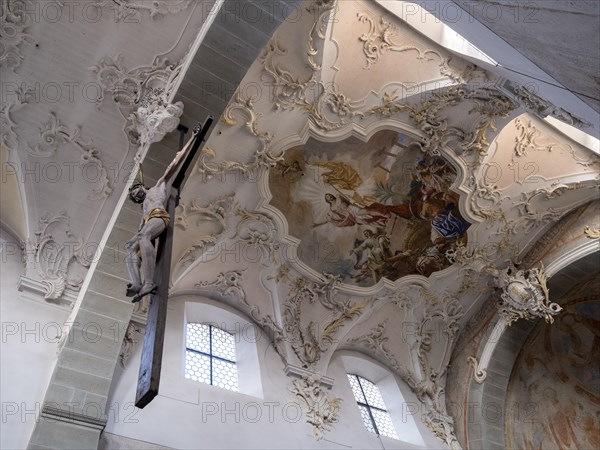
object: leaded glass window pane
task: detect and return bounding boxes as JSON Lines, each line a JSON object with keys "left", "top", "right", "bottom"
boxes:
{"left": 186, "top": 323, "right": 210, "bottom": 353}
{"left": 359, "top": 405, "right": 376, "bottom": 433}
{"left": 212, "top": 359, "right": 238, "bottom": 391}
{"left": 357, "top": 377, "right": 387, "bottom": 410}
{"left": 185, "top": 323, "right": 238, "bottom": 392}
{"left": 348, "top": 374, "right": 398, "bottom": 440}
{"left": 347, "top": 374, "right": 366, "bottom": 403}
{"left": 372, "top": 408, "right": 399, "bottom": 439}
{"left": 211, "top": 326, "right": 237, "bottom": 361}
{"left": 185, "top": 351, "right": 211, "bottom": 384}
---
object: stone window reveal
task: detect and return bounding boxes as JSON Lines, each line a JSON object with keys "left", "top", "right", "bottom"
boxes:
{"left": 347, "top": 374, "right": 398, "bottom": 439}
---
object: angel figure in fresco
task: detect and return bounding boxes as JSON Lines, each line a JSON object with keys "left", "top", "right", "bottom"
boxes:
{"left": 312, "top": 193, "right": 388, "bottom": 228}
{"left": 413, "top": 157, "right": 454, "bottom": 200}
{"left": 350, "top": 229, "right": 392, "bottom": 282}
{"left": 309, "top": 160, "right": 414, "bottom": 229}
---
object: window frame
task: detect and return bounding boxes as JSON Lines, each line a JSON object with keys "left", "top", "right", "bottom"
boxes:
{"left": 347, "top": 373, "right": 398, "bottom": 439}
{"left": 185, "top": 323, "right": 238, "bottom": 391}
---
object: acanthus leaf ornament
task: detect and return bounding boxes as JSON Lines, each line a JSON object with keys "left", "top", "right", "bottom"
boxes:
{"left": 27, "top": 113, "right": 113, "bottom": 200}
{"left": 513, "top": 118, "right": 599, "bottom": 169}
{"left": 290, "top": 373, "right": 342, "bottom": 440}
{"left": 92, "top": 0, "right": 192, "bottom": 21}
{"left": 501, "top": 80, "right": 591, "bottom": 129}
{"left": 489, "top": 263, "right": 561, "bottom": 325}
{"left": 0, "top": 84, "right": 29, "bottom": 153}
{"left": 91, "top": 54, "right": 184, "bottom": 145}
{"left": 30, "top": 211, "right": 91, "bottom": 301}
{"left": 194, "top": 269, "right": 287, "bottom": 362}
{"left": 356, "top": 12, "right": 477, "bottom": 84}
{"left": 0, "top": 0, "right": 36, "bottom": 73}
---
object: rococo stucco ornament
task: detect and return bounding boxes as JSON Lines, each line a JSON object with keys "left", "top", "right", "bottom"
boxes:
{"left": 500, "top": 79, "right": 591, "bottom": 129}
{"left": 356, "top": 11, "right": 478, "bottom": 84}
{"left": 0, "top": 0, "right": 35, "bottom": 73}
{"left": 26, "top": 211, "right": 91, "bottom": 300}
{"left": 132, "top": 97, "right": 184, "bottom": 148}
{"left": 27, "top": 112, "right": 113, "bottom": 200}
{"left": 93, "top": 0, "right": 193, "bottom": 21}
{"left": 119, "top": 322, "right": 141, "bottom": 368}
{"left": 283, "top": 271, "right": 370, "bottom": 368}
{"left": 291, "top": 373, "right": 342, "bottom": 441}
{"left": 0, "top": 84, "right": 29, "bottom": 153}
{"left": 489, "top": 263, "right": 561, "bottom": 325}
{"left": 91, "top": 54, "right": 184, "bottom": 145}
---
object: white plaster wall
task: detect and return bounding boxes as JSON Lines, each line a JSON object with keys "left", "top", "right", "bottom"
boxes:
{"left": 104, "top": 295, "right": 443, "bottom": 449}
{"left": 0, "top": 228, "right": 71, "bottom": 449}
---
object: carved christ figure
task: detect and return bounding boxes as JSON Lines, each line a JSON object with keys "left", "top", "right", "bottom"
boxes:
{"left": 125, "top": 137, "right": 194, "bottom": 302}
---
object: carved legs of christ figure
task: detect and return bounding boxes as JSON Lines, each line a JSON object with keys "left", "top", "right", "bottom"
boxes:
{"left": 125, "top": 183, "right": 171, "bottom": 303}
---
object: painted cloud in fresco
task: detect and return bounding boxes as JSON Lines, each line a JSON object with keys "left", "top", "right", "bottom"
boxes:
{"left": 269, "top": 130, "right": 471, "bottom": 287}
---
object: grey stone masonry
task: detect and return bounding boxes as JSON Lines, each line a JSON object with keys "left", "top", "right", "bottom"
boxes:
{"left": 27, "top": 130, "right": 181, "bottom": 450}
{"left": 467, "top": 317, "right": 536, "bottom": 450}
{"left": 27, "top": 1, "right": 300, "bottom": 448}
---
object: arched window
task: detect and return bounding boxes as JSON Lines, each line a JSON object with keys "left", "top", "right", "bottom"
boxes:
{"left": 347, "top": 374, "right": 398, "bottom": 439}
{"left": 185, "top": 323, "right": 238, "bottom": 392}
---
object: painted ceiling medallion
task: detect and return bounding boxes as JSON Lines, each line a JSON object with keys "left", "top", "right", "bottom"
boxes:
{"left": 269, "top": 130, "right": 471, "bottom": 286}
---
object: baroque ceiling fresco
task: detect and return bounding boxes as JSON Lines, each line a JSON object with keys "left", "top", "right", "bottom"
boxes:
{"left": 3, "top": 0, "right": 599, "bottom": 447}
{"left": 168, "top": 0, "right": 599, "bottom": 445}
{"left": 269, "top": 131, "right": 470, "bottom": 285}
{"left": 505, "top": 274, "right": 600, "bottom": 450}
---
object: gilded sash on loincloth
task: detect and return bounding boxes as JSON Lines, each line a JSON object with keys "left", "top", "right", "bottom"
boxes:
{"left": 144, "top": 208, "right": 170, "bottom": 228}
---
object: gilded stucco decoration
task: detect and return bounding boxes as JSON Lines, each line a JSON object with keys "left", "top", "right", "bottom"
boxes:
{"left": 281, "top": 269, "right": 370, "bottom": 368}
{"left": 583, "top": 226, "right": 600, "bottom": 239}
{"left": 194, "top": 269, "right": 286, "bottom": 362}
{"left": 489, "top": 263, "right": 561, "bottom": 325}
{"left": 356, "top": 11, "right": 475, "bottom": 84}
{"left": 221, "top": 93, "right": 282, "bottom": 168}
{"left": 501, "top": 80, "right": 591, "bottom": 129}
{"left": 513, "top": 118, "right": 598, "bottom": 170}
{"left": 170, "top": 2, "right": 599, "bottom": 448}
{"left": 290, "top": 372, "right": 342, "bottom": 440}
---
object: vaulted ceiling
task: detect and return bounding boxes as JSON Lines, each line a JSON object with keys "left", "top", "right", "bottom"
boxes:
{"left": 2, "top": 0, "right": 599, "bottom": 448}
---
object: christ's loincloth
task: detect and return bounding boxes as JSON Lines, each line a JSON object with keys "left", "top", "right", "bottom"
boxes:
{"left": 144, "top": 208, "right": 170, "bottom": 228}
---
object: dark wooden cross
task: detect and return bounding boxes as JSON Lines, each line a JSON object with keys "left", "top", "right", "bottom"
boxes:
{"left": 135, "top": 117, "right": 213, "bottom": 408}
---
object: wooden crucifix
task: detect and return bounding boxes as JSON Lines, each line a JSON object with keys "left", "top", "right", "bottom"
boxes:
{"left": 125, "top": 117, "right": 213, "bottom": 408}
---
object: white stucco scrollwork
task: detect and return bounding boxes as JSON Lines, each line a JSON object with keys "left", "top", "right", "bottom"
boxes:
{"left": 291, "top": 373, "right": 342, "bottom": 440}
{"left": 489, "top": 263, "right": 561, "bottom": 325}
